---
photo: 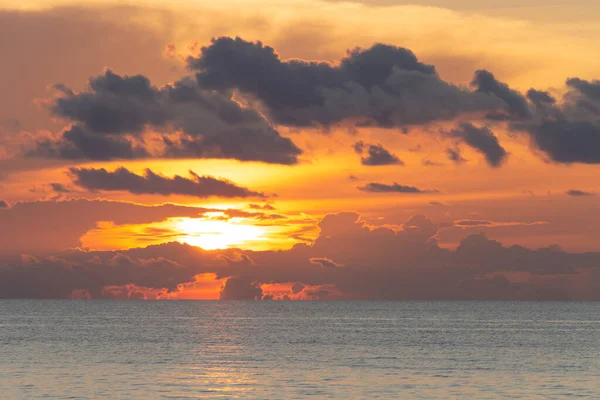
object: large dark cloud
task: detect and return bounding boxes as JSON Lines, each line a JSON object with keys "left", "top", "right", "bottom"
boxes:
{"left": 472, "top": 70, "right": 531, "bottom": 119}
{"left": 189, "top": 37, "right": 506, "bottom": 127}
{"left": 566, "top": 78, "right": 600, "bottom": 101}
{"left": 512, "top": 77, "right": 600, "bottom": 164}
{"left": 449, "top": 122, "right": 508, "bottom": 167}
{"left": 52, "top": 71, "right": 165, "bottom": 134}
{"left": 31, "top": 125, "right": 148, "bottom": 161}
{"left": 0, "top": 200, "right": 8, "bottom": 209}
{"left": 31, "top": 70, "right": 302, "bottom": 164}
{"left": 353, "top": 141, "right": 403, "bottom": 166}
{"left": 358, "top": 182, "right": 438, "bottom": 193}
{"left": 3, "top": 211, "right": 600, "bottom": 300}
{"left": 69, "top": 167, "right": 265, "bottom": 199}
{"left": 526, "top": 89, "right": 555, "bottom": 106}
{"left": 519, "top": 119, "right": 600, "bottom": 164}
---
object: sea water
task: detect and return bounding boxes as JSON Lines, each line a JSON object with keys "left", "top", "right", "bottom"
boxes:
{"left": 1, "top": 300, "right": 599, "bottom": 399}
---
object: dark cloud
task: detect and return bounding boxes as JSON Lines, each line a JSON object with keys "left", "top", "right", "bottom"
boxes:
{"left": 511, "top": 77, "right": 600, "bottom": 164}
{"left": 52, "top": 70, "right": 166, "bottom": 134}
{"left": 219, "top": 277, "right": 263, "bottom": 300}
{"left": 189, "top": 37, "right": 506, "bottom": 127}
{"left": 471, "top": 70, "right": 531, "bottom": 119}
{"left": 353, "top": 141, "right": 403, "bottom": 166}
{"left": 50, "top": 183, "right": 72, "bottom": 194}
{"left": 526, "top": 89, "right": 555, "bottom": 106}
{"left": 566, "top": 78, "right": 600, "bottom": 101}
{"left": 32, "top": 70, "right": 302, "bottom": 164}
{"left": 309, "top": 257, "right": 344, "bottom": 268}
{"left": 516, "top": 119, "right": 600, "bottom": 164}
{"left": 449, "top": 123, "right": 508, "bottom": 167}
{"left": 31, "top": 125, "right": 148, "bottom": 161}
{"left": 69, "top": 167, "right": 265, "bottom": 199}
{"left": 566, "top": 189, "right": 595, "bottom": 197}
{"left": 358, "top": 182, "right": 438, "bottom": 193}
{"left": 446, "top": 148, "right": 467, "bottom": 164}
{"left": 0, "top": 200, "right": 8, "bottom": 209}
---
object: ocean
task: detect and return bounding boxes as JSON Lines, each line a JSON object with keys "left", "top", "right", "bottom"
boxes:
{"left": 1, "top": 300, "right": 599, "bottom": 399}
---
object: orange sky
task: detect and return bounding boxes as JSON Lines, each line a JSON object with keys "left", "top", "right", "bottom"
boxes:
{"left": 1, "top": 0, "right": 600, "bottom": 300}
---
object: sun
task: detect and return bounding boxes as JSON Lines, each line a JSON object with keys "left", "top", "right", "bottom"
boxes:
{"left": 175, "top": 215, "right": 267, "bottom": 250}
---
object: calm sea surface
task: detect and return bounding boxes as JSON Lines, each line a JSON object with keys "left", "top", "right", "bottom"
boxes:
{"left": 1, "top": 301, "right": 599, "bottom": 399}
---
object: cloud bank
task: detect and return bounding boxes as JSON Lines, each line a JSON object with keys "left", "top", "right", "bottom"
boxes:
{"left": 2, "top": 212, "right": 599, "bottom": 300}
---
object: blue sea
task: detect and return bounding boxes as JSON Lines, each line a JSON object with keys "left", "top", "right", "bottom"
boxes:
{"left": 1, "top": 301, "right": 599, "bottom": 399}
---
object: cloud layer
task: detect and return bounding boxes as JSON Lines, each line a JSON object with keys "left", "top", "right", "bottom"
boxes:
{"left": 2, "top": 212, "right": 600, "bottom": 300}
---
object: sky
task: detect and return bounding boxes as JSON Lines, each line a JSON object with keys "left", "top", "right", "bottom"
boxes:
{"left": 1, "top": 0, "right": 600, "bottom": 300}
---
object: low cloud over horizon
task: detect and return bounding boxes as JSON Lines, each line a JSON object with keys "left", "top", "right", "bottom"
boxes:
{"left": 2, "top": 211, "right": 599, "bottom": 300}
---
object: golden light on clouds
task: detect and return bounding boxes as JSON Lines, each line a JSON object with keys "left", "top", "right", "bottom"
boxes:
{"left": 78, "top": 210, "right": 317, "bottom": 251}
{"left": 175, "top": 214, "right": 267, "bottom": 250}
{"left": 162, "top": 273, "right": 225, "bottom": 300}
{"left": 174, "top": 214, "right": 317, "bottom": 250}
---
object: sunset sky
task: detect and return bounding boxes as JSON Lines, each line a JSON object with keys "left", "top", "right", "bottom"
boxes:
{"left": 2, "top": 0, "right": 600, "bottom": 300}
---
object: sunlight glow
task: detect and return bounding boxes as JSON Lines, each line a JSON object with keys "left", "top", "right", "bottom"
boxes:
{"left": 175, "top": 217, "right": 267, "bottom": 250}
